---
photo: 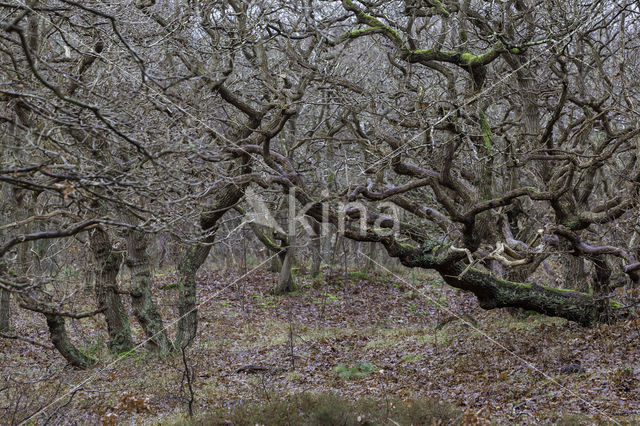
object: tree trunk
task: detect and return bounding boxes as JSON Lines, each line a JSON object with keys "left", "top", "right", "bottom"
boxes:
{"left": 309, "top": 220, "right": 322, "bottom": 277}
{"left": 125, "top": 230, "right": 173, "bottom": 354}
{"left": 558, "top": 239, "right": 589, "bottom": 292}
{"left": 0, "top": 289, "right": 9, "bottom": 332}
{"left": 310, "top": 237, "right": 322, "bottom": 277}
{"left": 270, "top": 252, "right": 283, "bottom": 273}
{"left": 45, "top": 313, "right": 95, "bottom": 368}
{"left": 363, "top": 242, "right": 376, "bottom": 272}
{"left": 88, "top": 227, "right": 134, "bottom": 354}
{"left": 563, "top": 254, "right": 587, "bottom": 292}
{"left": 3, "top": 188, "right": 31, "bottom": 334}
{"left": 274, "top": 192, "right": 297, "bottom": 294}
{"left": 174, "top": 181, "right": 246, "bottom": 348}
{"left": 175, "top": 242, "right": 211, "bottom": 349}
{"left": 274, "top": 243, "right": 296, "bottom": 294}
{"left": 267, "top": 229, "right": 283, "bottom": 272}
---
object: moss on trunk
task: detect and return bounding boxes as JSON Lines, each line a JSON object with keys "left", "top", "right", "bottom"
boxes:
{"left": 89, "top": 228, "right": 133, "bottom": 354}
{"left": 45, "top": 314, "right": 95, "bottom": 368}
{"left": 126, "top": 230, "right": 174, "bottom": 354}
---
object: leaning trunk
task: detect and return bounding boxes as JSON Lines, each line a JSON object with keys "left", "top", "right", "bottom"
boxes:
{"left": 174, "top": 181, "right": 247, "bottom": 348}
{"left": 437, "top": 262, "right": 605, "bottom": 326}
{"left": 395, "top": 241, "right": 611, "bottom": 327}
{"left": 274, "top": 238, "right": 296, "bottom": 294}
{"left": 88, "top": 227, "right": 134, "bottom": 354}
{"left": 125, "top": 230, "right": 173, "bottom": 354}
{"left": 45, "top": 313, "right": 95, "bottom": 368}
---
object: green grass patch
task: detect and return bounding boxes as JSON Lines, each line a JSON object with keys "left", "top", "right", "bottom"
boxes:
{"left": 401, "top": 352, "right": 424, "bottom": 363}
{"left": 347, "top": 271, "right": 370, "bottom": 281}
{"left": 497, "top": 314, "right": 567, "bottom": 331}
{"left": 333, "top": 361, "right": 377, "bottom": 379}
{"left": 365, "top": 327, "right": 453, "bottom": 349}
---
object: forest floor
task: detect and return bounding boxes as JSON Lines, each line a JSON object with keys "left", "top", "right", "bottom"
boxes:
{"left": 1, "top": 264, "right": 640, "bottom": 425}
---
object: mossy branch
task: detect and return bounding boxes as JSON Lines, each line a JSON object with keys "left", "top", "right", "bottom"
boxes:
{"left": 405, "top": 44, "right": 503, "bottom": 68}
{"left": 341, "top": 0, "right": 406, "bottom": 49}
{"left": 396, "top": 240, "right": 620, "bottom": 326}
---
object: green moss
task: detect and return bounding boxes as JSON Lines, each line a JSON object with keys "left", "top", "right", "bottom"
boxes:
{"left": 333, "top": 361, "right": 377, "bottom": 379}
{"left": 409, "top": 48, "right": 436, "bottom": 56}
{"left": 117, "top": 348, "right": 137, "bottom": 359}
{"left": 343, "top": 27, "right": 379, "bottom": 39}
{"left": 373, "top": 227, "right": 393, "bottom": 232}
{"left": 539, "top": 285, "right": 587, "bottom": 295}
{"left": 342, "top": 0, "right": 405, "bottom": 48}
{"left": 480, "top": 111, "right": 493, "bottom": 152}
{"left": 398, "top": 241, "right": 417, "bottom": 249}
{"left": 430, "top": 0, "right": 450, "bottom": 16}
{"left": 460, "top": 50, "right": 495, "bottom": 67}
{"left": 561, "top": 217, "right": 585, "bottom": 230}
{"left": 80, "top": 334, "right": 104, "bottom": 361}
{"left": 261, "top": 235, "right": 280, "bottom": 251}
{"left": 459, "top": 52, "right": 476, "bottom": 65}
{"left": 401, "top": 352, "right": 424, "bottom": 363}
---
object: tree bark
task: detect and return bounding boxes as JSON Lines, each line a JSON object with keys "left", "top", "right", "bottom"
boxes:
{"left": 88, "top": 227, "right": 134, "bottom": 354}
{"left": 274, "top": 192, "right": 298, "bottom": 294}
{"left": 175, "top": 242, "right": 211, "bottom": 349}
{"left": 309, "top": 220, "right": 323, "bottom": 277}
{"left": 174, "top": 182, "right": 246, "bottom": 349}
{"left": 310, "top": 236, "right": 322, "bottom": 277}
{"left": 2, "top": 188, "right": 31, "bottom": 334}
{"left": 270, "top": 247, "right": 283, "bottom": 272}
{"left": 274, "top": 241, "right": 296, "bottom": 294}
{"left": 0, "top": 262, "right": 9, "bottom": 332}
{"left": 0, "top": 289, "right": 9, "bottom": 332}
{"left": 125, "top": 230, "right": 173, "bottom": 354}
{"left": 363, "top": 242, "right": 376, "bottom": 273}
{"left": 563, "top": 254, "right": 587, "bottom": 292}
{"left": 45, "top": 313, "right": 95, "bottom": 368}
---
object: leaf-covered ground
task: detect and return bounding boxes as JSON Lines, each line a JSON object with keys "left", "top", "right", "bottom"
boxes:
{"left": 1, "top": 266, "right": 639, "bottom": 424}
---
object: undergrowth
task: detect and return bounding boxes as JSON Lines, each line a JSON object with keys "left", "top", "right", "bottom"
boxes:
{"left": 190, "top": 392, "right": 462, "bottom": 425}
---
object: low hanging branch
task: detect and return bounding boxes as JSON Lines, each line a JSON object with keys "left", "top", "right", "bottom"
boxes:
{"left": 0, "top": 218, "right": 102, "bottom": 258}
{"left": 550, "top": 225, "right": 638, "bottom": 283}
{"left": 19, "top": 302, "right": 106, "bottom": 319}
{"left": 229, "top": 140, "right": 629, "bottom": 327}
